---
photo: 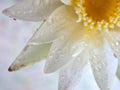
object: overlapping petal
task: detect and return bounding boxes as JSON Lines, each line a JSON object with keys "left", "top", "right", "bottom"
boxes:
{"left": 3, "top": 0, "right": 62, "bottom": 21}
{"left": 104, "top": 30, "right": 120, "bottom": 61}
{"left": 59, "top": 49, "right": 88, "bottom": 90}
{"left": 9, "top": 43, "right": 51, "bottom": 71}
{"left": 89, "top": 42, "right": 118, "bottom": 90}
{"left": 43, "top": 11, "right": 87, "bottom": 73}
{"left": 29, "top": 5, "right": 79, "bottom": 45}
{"left": 44, "top": 30, "right": 87, "bottom": 73}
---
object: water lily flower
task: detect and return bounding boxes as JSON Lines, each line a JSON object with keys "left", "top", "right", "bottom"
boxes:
{"left": 3, "top": 0, "right": 120, "bottom": 90}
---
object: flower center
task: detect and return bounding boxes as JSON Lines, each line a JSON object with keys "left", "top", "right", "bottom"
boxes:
{"left": 72, "top": 0, "right": 120, "bottom": 30}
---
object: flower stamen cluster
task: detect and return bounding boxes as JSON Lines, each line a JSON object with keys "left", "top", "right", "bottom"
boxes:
{"left": 72, "top": 0, "right": 120, "bottom": 30}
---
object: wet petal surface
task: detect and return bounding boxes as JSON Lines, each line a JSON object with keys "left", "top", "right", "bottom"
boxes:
{"left": 3, "top": 0, "right": 62, "bottom": 21}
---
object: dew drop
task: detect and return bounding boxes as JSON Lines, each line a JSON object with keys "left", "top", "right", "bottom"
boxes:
{"left": 61, "top": 75, "right": 65, "bottom": 80}
{"left": 23, "top": 11, "right": 26, "bottom": 15}
{"left": 60, "top": 54, "right": 64, "bottom": 59}
{"left": 95, "top": 67, "right": 99, "bottom": 71}
{"left": 48, "top": 55, "right": 53, "bottom": 59}
{"left": 97, "top": 65, "right": 102, "bottom": 70}
{"left": 47, "top": 19, "right": 53, "bottom": 24}
{"left": 115, "top": 41, "right": 119, "bottom": 46}
{"left": 17, "top": 11, "right": 20, "bottom": 14}
{"left": 11, "top": 11, "right": 15, "bottom": 15}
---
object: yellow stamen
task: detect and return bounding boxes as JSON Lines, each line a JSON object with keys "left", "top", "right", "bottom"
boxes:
{"left": 72, "top": 0, "right": 120, "bottom": 30}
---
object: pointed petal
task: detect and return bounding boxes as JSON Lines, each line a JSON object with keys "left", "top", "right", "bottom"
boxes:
{"left": 29, "top": 5, "right": 79, "bottom": 45}
{"left": 104, "top": 30, "right": 120, "bottom": 61}
{"left": 44, "top": 28, "right": 87, "bottom": 73}
{"left": 9, "top": 43, "right": 51, "bottom": 71}
{"left": 89, "top": 43, "right": 118, "bottom": 90}
{"left": 3, "top": 0, "right": 62, "bottom": 21}
{"left": 59, "top": 49, "right": 88, "bottom": 90}
{"left": 117, "top": 61, "right": 120, "bottom": 79}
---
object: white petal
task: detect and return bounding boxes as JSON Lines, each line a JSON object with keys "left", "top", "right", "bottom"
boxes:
{"left": 104, "top": 30, "right": 120, "bottom": 61}
{"left": 29, "top": 5, "right": 79, "bottom": 45}
{"left": 59, "top": 49, "right": 88, "bottom": 90}
{"left": 44, "top": 29, "right": 87, "bottom": 73}
{"left": 3, "top": 0, "right": 62, "bottom": 21}
{"left": 61, "top": 0, "right": 72, "bottom": 5}
{"left": 9, "top": 43, "right": 51, "bottom": 71}
{"left": 89, "top": 43, "right": 118, "bottom": 90}
{"left": 117, "top": 61, "right": 120, "bottom": 79}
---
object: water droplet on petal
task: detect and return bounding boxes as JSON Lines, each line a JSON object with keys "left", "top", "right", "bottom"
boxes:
{"left": 115, "top": 41, "right": 119, "bottom": 46}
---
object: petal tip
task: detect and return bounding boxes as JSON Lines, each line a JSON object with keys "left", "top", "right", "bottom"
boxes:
{"left": 44, "top": 64, "right": 55, "bottom": 74}
{"left": 8, "top": 66, "right": 16, "bottom": 72}
{"left": 8, "top": 63, "right": 26, "bottom": 72}
{"left": 2, "top": 8, "right": 17, "bottom": 19}
{"left": 2, "top": 8, "right": 15, "bottom": 19}
{"left": 44, "top": 67, "right": 52, "bottom": 74}
{"left": 2, "top": 9, "right": 9, "bottom": 16}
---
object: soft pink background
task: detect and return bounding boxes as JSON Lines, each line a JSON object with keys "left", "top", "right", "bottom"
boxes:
{"left": 0, "top": 0, "right": 120, "bottom": 90}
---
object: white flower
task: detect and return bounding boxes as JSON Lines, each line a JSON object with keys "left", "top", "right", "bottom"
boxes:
{"left": 3, "top": 0, "right": 120, "bottom": 90}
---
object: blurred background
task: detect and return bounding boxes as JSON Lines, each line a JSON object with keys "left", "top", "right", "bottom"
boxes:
{"left": 0, "top": 0, "right": 120, "bottom": 90}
